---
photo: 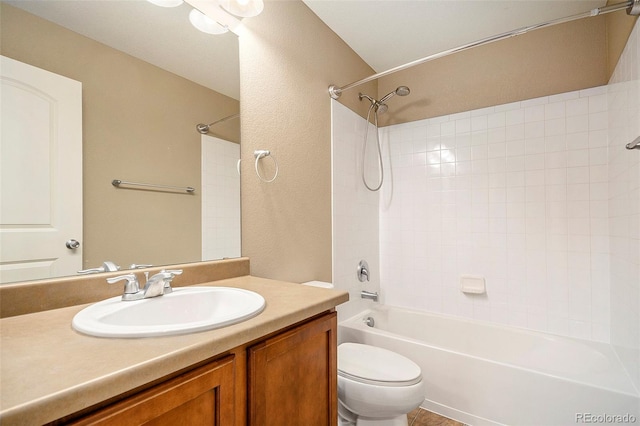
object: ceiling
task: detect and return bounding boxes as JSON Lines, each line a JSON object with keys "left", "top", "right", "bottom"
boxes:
{"left": 302, "top": 0, "right": 606, "bottom": 72}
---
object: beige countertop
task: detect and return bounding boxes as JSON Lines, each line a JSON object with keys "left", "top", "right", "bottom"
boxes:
{"left": 0, "top": 275, "right": 348, "bottom": 425}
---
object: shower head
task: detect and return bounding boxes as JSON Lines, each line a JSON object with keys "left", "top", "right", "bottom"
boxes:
{"left": 396, "top": 86, "right": 411, "bottom": 96}
{"left": 359, "top": 86, "right": 409, "bottom": 115}
{"left": 379, "top": 86, "right": 411, "bottom": 104}
{"left": 376, "top": 103, "right": 389, "bottom": 115}
{"left": 359, "top": 92, "right": 387, "bottom": 114}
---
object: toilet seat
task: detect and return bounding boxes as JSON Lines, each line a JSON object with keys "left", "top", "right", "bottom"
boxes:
{"left": 338, "top": 343, "right": 422, "bottom": 387}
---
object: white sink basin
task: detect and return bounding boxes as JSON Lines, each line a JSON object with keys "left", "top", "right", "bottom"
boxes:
{"left": 72, "top": 286, "right": 265, "bottom": 338}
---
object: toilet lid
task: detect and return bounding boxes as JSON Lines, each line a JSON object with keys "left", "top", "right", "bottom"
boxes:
{"left": 338, "top": 343, "right": 422, "bottom": 385}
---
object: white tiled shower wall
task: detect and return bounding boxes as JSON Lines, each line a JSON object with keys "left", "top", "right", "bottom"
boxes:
{"left": 608, "top": 20, "right": 640, "bottom": 390}
{"left": 201, "top": 135, "right": 241, "bottom": 261}
{"left": 378, "top": 85, "right": 611, "bottom": 342}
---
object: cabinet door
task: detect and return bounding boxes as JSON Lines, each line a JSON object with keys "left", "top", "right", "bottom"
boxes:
{"left": 248, "top": 312, "right": 337, "bottom": 426}
{"left": 71, "top": 355, "right": 235, "bottom": 425}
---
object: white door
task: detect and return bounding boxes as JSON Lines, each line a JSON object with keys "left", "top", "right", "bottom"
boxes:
{"left": 0, "top": 56, "right": 82, "bottom": 284}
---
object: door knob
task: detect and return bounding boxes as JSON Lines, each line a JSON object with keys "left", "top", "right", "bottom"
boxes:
{"left": 66, "top": 239, "right": 80, "bottom": 249}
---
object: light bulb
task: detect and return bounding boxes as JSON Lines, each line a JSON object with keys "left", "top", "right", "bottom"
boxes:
{"left": 218, "top": 0, "right": 264, "bottom": 18}
{"left": 189, "top": 9, "right": 228, "bottom": 35}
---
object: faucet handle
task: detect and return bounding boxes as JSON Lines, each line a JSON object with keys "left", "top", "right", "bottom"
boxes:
{"left": 107, "top": 273, "right": 140, "bottom": 295}
{"left": 159, "top": 269, "right": 182, "bottom": 293}
{"left": 357, "top": 260, "right": 370, "bottom": 282}
{"left": 78, "top": 261, "right": 121, "bottom": 275}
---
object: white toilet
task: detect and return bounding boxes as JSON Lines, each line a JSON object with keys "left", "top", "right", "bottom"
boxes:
{"left": 337, "top": 342, "right": 425, "bottom": 426}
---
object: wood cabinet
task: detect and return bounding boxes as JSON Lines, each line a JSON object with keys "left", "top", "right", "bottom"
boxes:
{"left": 66, "top": 312, "right": 337, "bottom": 426}
{"left": 248, "top": 312, "right": 337, "bottom": 426}
{"left": 70, "top": 356, "right": 235, "bottom": 425}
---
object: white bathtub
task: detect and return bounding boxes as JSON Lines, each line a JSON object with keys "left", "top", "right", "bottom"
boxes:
{"left": 339, "top": 305, "right": 640, "bottom": 426}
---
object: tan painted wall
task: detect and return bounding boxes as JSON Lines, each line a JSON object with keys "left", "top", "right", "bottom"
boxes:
{"left": 1, "top": 4, "right": 239, "bottom": 272}
{"left": 377, "top": 9, "right": 639, "bottom": 126}
{"left": 606, "top": 8, "right": 639, "bottom": 77}
{"left": 239, "top": 0, "right": 375, "bottom": 282}
{"left": 377, "top": 17, "right": 609, "bottom": 125}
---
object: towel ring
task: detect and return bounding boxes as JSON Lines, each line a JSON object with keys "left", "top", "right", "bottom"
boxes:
{"left": 254, "top": 150, "right": 278, "bottom": 183}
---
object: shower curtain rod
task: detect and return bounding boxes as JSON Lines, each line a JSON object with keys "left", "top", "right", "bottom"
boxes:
{"left": 196, "top": 113, "right": 240, "bottom": 134}
{"left": 205, "top": 113, "right": 240, "bottom": 127}
{"left": 328, "top": 0, "right": 640, "bottom": 99}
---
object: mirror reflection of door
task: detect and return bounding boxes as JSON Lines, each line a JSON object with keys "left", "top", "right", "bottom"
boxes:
{"left": 0, "top": 56, "right": 82, "bottom": 283}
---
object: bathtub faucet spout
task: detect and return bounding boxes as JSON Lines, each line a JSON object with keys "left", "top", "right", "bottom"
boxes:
{"left": 361, "top": 290, "right": 378, "bottom": 302}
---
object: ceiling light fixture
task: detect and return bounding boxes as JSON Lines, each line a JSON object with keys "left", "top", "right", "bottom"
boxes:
{"left": 184, "top": 0, "right": 243, "bottom": 35}
{"left": 148, "top": 0, "right": 257, "bottom": 35}
{"left": 188, "top": 9, "right": 229, "bottom": 34}
{"left": 146, "top": 0, "right": 184, "bottom": 7}
{"left": 218, "top": 0, "right": 264, "bottom": 18}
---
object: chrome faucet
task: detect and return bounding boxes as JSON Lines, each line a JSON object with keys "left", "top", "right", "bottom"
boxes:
{"left": 141, "top": 271, "right": 173, "bottom": 298}
{"left": 360, "top": 290, "right": 379, "bottom": 302}
{"left": 107, "top": 269, "right": 182, "bottom": 301}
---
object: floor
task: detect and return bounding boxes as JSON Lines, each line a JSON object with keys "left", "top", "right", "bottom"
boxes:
{"left": 407, "top": 408, "right": 465, "bottom": 426}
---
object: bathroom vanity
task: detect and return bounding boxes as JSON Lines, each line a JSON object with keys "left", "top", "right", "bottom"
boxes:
{"left": 0, "top": 258, "right": 348, "bottom": 425}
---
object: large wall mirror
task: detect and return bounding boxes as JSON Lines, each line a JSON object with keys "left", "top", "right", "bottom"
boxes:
{"left": 0, "top": 0, "right": 241, "bottom": 284}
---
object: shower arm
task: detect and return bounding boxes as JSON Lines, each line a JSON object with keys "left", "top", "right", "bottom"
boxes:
{"left": 328, "top": 0, "right": 639, "bottom": 99}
